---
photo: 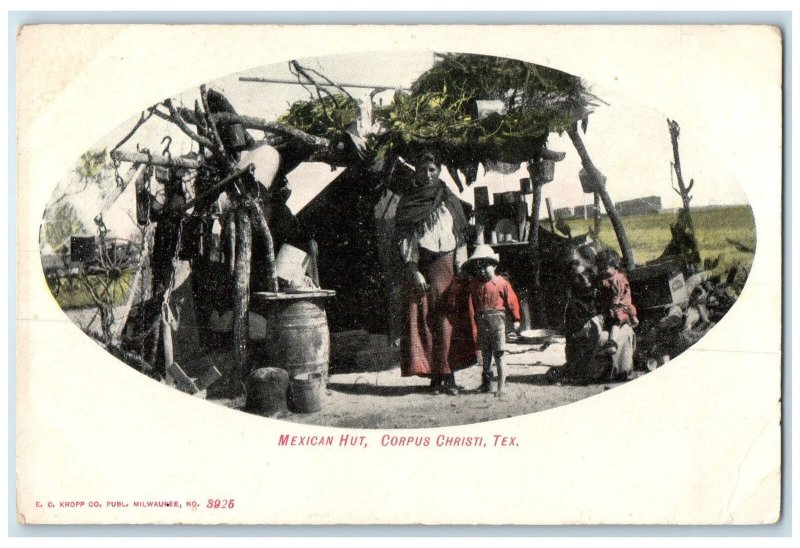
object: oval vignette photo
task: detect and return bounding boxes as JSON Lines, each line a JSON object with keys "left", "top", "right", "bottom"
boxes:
{"left": 38, "top": 51, "right": 756, "bottom": 429}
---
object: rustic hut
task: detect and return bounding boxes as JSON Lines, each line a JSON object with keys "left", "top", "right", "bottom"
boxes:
{"left": 280, "top": 53, "right": 634, "bottom": 335}
{"left": 105, "top": 54, "right": 642, "bottom": 392}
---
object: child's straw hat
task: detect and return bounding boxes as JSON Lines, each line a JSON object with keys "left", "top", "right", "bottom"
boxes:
{"left": 465, "top": 244, "right": 500, "bottom": 266}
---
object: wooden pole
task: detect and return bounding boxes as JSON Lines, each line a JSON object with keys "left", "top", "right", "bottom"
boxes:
{"left": 528, "top": 166, "right": 543, "bottom": 252}
{"left": 212, "top": 112, "right": 331, "bottom": 150}
{"left": 567, "top": 124, "right": 635, "bottom": 271}
{"left": 175, "top": 106, "right": 285, "bottom": 148}
{"left": 248, "top": 200, "right": 279, "bottom": 292}
{"left": 667, "top": 118, "right": 695, "bottom": 233}
{"left": 239, "top": 75, "right": 410, "bottom": 91}
{"left": 545, "top": 197, "right": 556, "bottom": 233}
{"left": 194, "top": 99, "right": 208, "bottom": 157}
{"left": 200, "top": 85, "right": 230, "bottom": 164}
{"left": 225, "top": 213, "right": 236, "bottom": 277}
{"left": 526, "top": 161, "right": 545, "bottom": 327}
{"left": 110, "top": 151, "right": 202, "bottom": 169}
{"left": 162, "top": 310, "right": 175, "bottom": 384}
{"left": 163, "top": 98, "right": 215, "bottom": 149}
{"left": 233, "top": 208, "right": 252, "bottom": 378}
{"left": 593, "top": 192, "right": 601, "bottom": 235}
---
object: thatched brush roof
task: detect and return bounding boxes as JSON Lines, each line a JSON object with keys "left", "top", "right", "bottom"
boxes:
{"left": 278, "top": 93, "right": 359, "bottom": 140}
{"left": 279, "top": 53, "right": 601, "bottom": 166}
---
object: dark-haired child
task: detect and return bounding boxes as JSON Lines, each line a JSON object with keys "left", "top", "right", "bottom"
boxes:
{"left": 463, "top": 245, "right": 521, "bottom": 396}
{"left": 595, "top": 250, "right": 638, "bottom": 356}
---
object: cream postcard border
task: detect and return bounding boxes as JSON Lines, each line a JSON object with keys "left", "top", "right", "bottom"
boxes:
{"left": 15, "top": 25, "right": 782, "bottom": 525}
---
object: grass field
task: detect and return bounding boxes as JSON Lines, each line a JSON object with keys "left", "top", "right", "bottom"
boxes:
{"left": 563, "top": 205, "right": 756, "bottom": 288}
{"left": 50, "top": 269, "right": 135, "bottom": 310}
{"left": 46, "top": 206, "right": 755, "bottom": 311}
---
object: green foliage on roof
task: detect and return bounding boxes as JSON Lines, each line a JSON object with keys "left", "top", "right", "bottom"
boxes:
{"left": 277, "top": 93, "right": 359, "bottom": 140}
{"left": 278, "top": 53, "right": 601, "bottom": 164}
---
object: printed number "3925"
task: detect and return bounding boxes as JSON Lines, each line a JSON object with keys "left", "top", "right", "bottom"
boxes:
{"left": 207, "top": 499, "right": 235, "bottom": 509}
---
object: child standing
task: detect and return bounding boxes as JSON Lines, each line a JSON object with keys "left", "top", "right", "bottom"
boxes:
{"left": 594, "top": 250, "right": 638, "bottom": 356}
{"left": 463, "top": 245, "right": 521, "bottom": 396}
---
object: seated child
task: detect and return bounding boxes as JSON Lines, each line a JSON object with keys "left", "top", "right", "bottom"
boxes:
{"left": 463, "top": 245, "right": 521, "bottom": 395}
{"left": 594, "top": 250, "right": 638, "bottom": 356}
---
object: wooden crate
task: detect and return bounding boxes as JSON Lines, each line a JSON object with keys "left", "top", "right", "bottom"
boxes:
{"left": 629, "top": 262, "right": 689, "bottom": 310}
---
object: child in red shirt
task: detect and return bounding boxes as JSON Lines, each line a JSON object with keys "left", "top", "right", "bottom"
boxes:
{"left": 463, "top": 245, "right": 521, "bottom": 396}
{"left": 595, "top": 250, "right": 638, "bottom": 355}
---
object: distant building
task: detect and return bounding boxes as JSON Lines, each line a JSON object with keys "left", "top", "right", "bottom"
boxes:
{"left": 614, "top": 196, "right": 662, "bottom": 216}
{"left": 573, "top": 204, "right": 599, "bottom": 219}
{"left": 553, "top": 207, "right": 573, "bottom": 220}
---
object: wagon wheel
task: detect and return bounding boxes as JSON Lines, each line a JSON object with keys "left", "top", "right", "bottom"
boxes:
{"left": 95, "top": 240, "right": 140, "bottom": 308}
{"left": 44, "top": 268, "right": 62, "bottom": 297}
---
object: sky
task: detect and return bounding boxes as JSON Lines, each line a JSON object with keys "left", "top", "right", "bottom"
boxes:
{"left": 42, "top": 51, "right": 749, "bottom": 247}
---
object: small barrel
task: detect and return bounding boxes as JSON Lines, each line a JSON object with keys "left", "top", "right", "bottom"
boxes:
{"left": 245, "top": 367, "right": 289, "bottom": 416}
{"left": 288, "top": 372, "right": 324, "bottom": 414}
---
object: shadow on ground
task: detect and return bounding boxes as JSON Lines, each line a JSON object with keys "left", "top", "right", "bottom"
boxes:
{"left": 327, "top": 382, "right": 430, "bottom": 397}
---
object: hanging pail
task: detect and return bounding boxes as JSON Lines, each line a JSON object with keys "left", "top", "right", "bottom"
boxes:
{"left": 244, "top": 367, "right": 290, "bottom": 416}
{"left": 579, "top": 168, "right": 607, "bottom": 193}
{"left": 536, "top": 159, "right": 555, "bottom": 183}
{"left": 288, "top": 372, "right": 324, "bottom": 413}
{"left": 250, "top": 292, "right": 334, "bottom": 379}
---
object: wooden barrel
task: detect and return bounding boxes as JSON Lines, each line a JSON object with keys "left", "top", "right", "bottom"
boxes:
{"left": 250, "top": 291, "right": 335, "bottom": 379}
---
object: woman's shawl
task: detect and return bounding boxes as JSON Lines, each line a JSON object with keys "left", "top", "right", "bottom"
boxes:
{"left": 395, "top": 180, "right": 470, "bottom": 245}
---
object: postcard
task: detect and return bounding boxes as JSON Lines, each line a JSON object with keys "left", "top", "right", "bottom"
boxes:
{"left": 15, "top": 24, "right": 782, "bottom": 525}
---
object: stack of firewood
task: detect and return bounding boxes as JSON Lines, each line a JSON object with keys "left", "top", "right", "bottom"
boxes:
{"left": 635, "top": 267, "right": 739, "bottom": 369}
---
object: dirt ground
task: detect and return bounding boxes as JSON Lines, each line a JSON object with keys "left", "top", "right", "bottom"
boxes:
{"left": 220, "top": 338, "right": 635, "bottom": 429}
{"left": 66, "top": 307, "right": 635, "bottom": 429}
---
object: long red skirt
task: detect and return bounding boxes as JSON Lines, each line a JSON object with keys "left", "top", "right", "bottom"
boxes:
{"left": 400, "top": 250, "right": 478, "bottom": 377}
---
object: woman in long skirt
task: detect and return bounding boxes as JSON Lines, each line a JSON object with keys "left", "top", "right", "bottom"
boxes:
{"left": 395, "top": 151, "right": 477, "bottom": 395}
